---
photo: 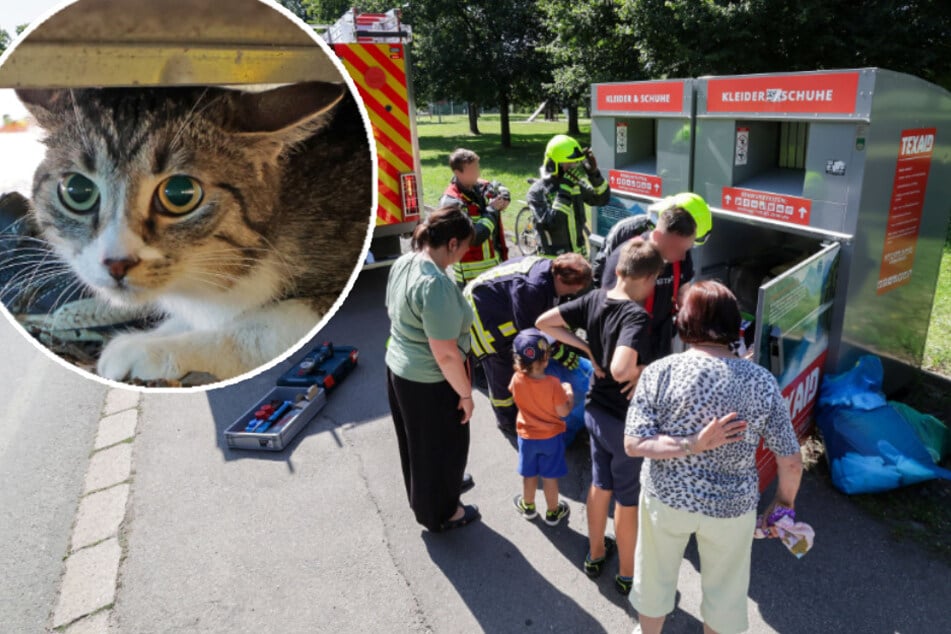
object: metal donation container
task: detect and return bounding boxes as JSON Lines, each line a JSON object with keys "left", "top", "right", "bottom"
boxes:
{"left": 588, "top": 79, "right": 695, "bottom": 255}
{"left": 690, "top": 68, "right": 951, "bottom": 482}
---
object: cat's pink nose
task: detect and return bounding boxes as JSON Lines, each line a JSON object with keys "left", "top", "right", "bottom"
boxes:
{"left": 103, "top": 257, "right": 140, "bottom": 281}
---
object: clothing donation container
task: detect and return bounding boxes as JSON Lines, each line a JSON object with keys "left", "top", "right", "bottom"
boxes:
{"left": 690, "top": 68, "right": 951, "bottom": 482}
{"left": 588, "top": 79, "right": 695, "bottom": 255}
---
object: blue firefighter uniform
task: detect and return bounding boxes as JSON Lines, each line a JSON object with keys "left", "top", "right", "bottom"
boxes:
{"left": 463, "top": 256, "right": 590, "bottom": 442}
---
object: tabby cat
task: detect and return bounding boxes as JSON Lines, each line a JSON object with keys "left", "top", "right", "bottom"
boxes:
{"left": 14, "top": 81, "right": 373, "bottom": 383}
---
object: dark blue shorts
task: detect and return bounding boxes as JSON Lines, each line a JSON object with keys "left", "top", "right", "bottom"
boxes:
{"left": 517, "top": 435, "right": 568, "bottom": 479}
{"left": 585, "top": 401, "right": 643, "bottom": 506}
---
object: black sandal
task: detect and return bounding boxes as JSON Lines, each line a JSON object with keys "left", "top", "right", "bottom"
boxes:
{"left": 461, "top": 472, "right": 475, "bottom": 494}
{"left": 584, "top": 535, "right": 617, "bottom": 578}
{"left": 440, "top": 504, "right": 481, "bottom": 531}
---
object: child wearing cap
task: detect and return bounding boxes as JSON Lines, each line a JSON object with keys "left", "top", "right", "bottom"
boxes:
{"left": 509, "top": 328, "right": 574, "bottom": 526}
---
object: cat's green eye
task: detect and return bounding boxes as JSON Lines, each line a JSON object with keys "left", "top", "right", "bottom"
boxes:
{"left": 58, "top": 173, "right": 100, "bottom": 214}
{"left": 156, "top": 175, "right": 204, "bottom": 215}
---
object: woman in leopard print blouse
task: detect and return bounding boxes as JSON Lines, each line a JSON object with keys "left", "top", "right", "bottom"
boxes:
{"left": 624, "top": 281, "right": 803, "bottom": 634}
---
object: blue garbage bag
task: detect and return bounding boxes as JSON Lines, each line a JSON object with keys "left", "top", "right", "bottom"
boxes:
{"left": 818, "top": 354, "right": 887, "bottom": 411}
{"left": 817, "top": 355, "right": 951, "bottom": 495}
{"left": 545, "top": 356, "right": 593, "bottom": 446}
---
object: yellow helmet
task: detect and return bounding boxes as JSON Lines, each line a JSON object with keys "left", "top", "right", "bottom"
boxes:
{"left": 543, "top": 134, "right": 585, "bottom": 173}
{"left": 649, "top": 192, "right": 713, "bottom": 246}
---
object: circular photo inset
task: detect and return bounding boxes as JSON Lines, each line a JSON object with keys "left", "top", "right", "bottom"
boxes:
{"left": 0, "top": 0, "right": 375, "bottom": 388}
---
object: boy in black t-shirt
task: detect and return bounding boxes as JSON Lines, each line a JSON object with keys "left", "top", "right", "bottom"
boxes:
{"left": 536, "top": 238, "right": 664, "bottom": 596}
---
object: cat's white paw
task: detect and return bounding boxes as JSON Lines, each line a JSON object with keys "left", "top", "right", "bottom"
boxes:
{"left": 97, "top": 332, "right": 185, "bottom": 382}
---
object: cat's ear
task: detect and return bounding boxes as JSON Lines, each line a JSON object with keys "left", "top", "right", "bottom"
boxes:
{"left": 230, "top": 81, "right": 347, "bottom": 151}
{"left": 16, "top": 89, "right": 72, "bottom": 129}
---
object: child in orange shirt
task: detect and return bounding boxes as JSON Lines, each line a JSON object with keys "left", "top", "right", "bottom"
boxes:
{"left": 509, "top": 328, "right": 574, "bottom": 526}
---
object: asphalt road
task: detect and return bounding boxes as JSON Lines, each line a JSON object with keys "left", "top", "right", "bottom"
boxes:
{"left": 2, "top": 268, "right": 949, "bottom": 632}
{"left": 109, "top": 268, "right": 950, "bottom": 634}
{"left": 0, "top": 314, "right": 106, "bottom": 631}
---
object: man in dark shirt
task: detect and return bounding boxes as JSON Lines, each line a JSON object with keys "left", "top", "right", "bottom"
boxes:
{"left": 536, "top": 237, "right": 665, "bottom": 596}
{"left": 598, "top": 204, "right": 701, "bottom": 364}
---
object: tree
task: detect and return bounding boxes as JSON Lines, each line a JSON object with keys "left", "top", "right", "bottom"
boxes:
{"left": 618, "top": 0, "right": 951, "bottom": 90}
{"left": 0, "top": 29, "right": 10, "bottom": 57}
{"left": 276, "top": 0, "right": 309, "bottom": 20}
{"left": 540, "top": 0, "right": 643, "bottom": 135}
{"left": 302, "top": 0, "right": 393, "bottom": 24}
{"left": 407, "top": 0, "right": 548, "bottom": 147}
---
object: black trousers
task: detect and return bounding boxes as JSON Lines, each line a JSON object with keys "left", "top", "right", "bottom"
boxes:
{"left": 481, "top": 350, "right": 517, "bottom": 430}
{"left": 386, "top": 368, "right": 470, "bottom": 531}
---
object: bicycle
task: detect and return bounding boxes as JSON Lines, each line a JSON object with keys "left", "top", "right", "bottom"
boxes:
{"left": 513, "top": 178, "right": 540, "bottom": 256}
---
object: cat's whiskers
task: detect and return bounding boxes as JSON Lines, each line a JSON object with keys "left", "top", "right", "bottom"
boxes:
{"left": 66, "top": 88, "right": 96, "bottom": 160}
{"left": 0, "top": 248, "right": 66, "bottom": 267}
{"left": 27, "top": 278, "right": 86, "bottom": 331}
{"left": 0, "top": 257, "right": 66, "bottom": 275}
{"left": 0, "top": 248, "right": 68, "bottom": 292}
{"left": 175, "top": 273, "right": 238, "bottom": 293}
{"left": 1, "top": 269, "right": 75, "bottom": 303}
{"left": 168, "top": 87, "right": 213, "bottom": 152}
{"left": 1, "top": 267, "right": 72, "bottom": 290}
{"left": 248, "top": 233, "right": 294, "bottom": 276}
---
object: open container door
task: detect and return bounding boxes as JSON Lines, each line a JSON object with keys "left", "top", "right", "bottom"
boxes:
{"left": 752, "top": 241, "right": 841, "bottom": 490}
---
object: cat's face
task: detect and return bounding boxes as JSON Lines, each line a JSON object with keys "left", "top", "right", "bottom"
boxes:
{"left": 17, "top": 83, "right": 344, "bottom": 308}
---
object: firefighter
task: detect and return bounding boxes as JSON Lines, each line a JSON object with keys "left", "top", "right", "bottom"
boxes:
{"left": 439, "top": 148, "right": 510, "bottom": 286}
{"left": 527, "top": 135, "right": 611, "bottom": 258}
{"left": 463, "top": 253, "right": 592, "bottom": 437}
{"left": 593, "top": 192, "right": 713, "bottom": 363}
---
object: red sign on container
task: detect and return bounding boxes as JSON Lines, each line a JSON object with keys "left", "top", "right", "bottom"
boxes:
{"left": 609, "top": 169, "right": 662, "bottom": 197}
{"left": 756, "top": 351, "right": 827, "bottom": 491}
{"left": 706, "top": 72, "right": 860, "bottom": 114}
{"left": 595, "top": 81, "right": 684, "bottom": 113}
{"left": 721, "top": 187, "right": 812, "bottom": 226}
{"left": 877, "top": 128, "right": 936, "bottom": 294}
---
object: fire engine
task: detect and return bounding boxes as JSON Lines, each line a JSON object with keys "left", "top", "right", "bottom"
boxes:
{"left": 322, "top": 8, "right": 424, "bottom": 267}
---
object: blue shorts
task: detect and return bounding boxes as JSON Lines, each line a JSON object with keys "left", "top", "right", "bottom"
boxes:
{"left": 585, "top": 401, "right": 642, "bottom": 506}
{"left": 517, "top": 435, "right": 568, "bottom": 479}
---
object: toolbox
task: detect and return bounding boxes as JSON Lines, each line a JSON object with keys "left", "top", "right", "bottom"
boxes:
{"left": 225, "top": 342, "right": 359, "bottom": 451}
{"left": 276, "top": 342, "right": 359, "bottom": 389}
{"left": 224, "top": 385, "right": 327, "bottom": 451}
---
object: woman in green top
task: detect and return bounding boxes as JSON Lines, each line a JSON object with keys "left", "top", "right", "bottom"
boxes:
{"left": 385, "top": 206, "right": 481, "bottom": 532}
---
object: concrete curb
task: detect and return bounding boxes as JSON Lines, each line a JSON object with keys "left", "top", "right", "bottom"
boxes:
{"left": 50, "top": 388, "right": 141, "bottom": 632}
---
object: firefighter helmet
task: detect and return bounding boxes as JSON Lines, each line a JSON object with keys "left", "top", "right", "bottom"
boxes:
{"left": 649, "top": 192, "right": 713, "bottom": 246}
{"left": 543, "top": 135, "right": 585, "bottom": 173}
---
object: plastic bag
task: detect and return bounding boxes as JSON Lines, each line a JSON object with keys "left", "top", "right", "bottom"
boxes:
{"left": 545, "top": 355, "right": 593, "bottom": 446}
{"left": 890, "top": 401, "right": 951, "bottom": 463}
{"left": 817, "top": 354, "right": 887, "bottom": 411}
{"left": 817, "top": 355, "right": 951, "bottom": 495}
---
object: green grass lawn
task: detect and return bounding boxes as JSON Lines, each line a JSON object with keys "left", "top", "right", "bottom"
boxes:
{"left": 416, "top": 113, "right": 591, "bottom": 229}
{"left": 923, "top": 246, "right": 951, "bottom": 376}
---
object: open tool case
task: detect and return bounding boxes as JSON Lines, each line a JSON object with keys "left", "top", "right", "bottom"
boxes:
{"left": 224, "top": 343, "right": 359, "bottom": 451}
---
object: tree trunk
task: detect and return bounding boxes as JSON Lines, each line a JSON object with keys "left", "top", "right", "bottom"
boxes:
{"left": 567, "top": 105, "right": 581, "bottom": 136}
{"left": 467, "top": 103, "right": 480, "bottom": 135}
{"left": 499, "top": 93, "right": 511, "bottom": 149}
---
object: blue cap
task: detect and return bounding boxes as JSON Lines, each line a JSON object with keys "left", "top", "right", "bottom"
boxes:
{"left": 513, "top": 328, "right": 555, "bottom": 363}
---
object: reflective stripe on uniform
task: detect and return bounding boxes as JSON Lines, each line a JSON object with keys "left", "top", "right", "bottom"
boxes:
{"left": 497, "top": 321, "right": 517, "bottom": 337}
{"left": 490, "top": 395, "right": 515, "bottom": 408}
{"left": 469, "top": 327, "right": 487, "bottom": 358}
{"left": 469, "top": 256, "right": 540, "bottom": 284}
{"left": 551, "top": 198, "right": 578, "bottom": 253}
{"left": 468, "top": 303, "right": 497, "bottom": 356}
{"left": 454, "top": 257, "right": 501, "bottom": 284}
